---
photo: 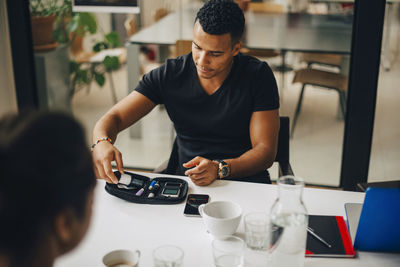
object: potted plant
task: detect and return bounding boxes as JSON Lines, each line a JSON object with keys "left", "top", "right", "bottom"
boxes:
{"left": 69, "top": 29, "right": 123, "bottom": 97}
{"left": 30, "top": 0, "right": 123, "bottom": 97}
{"left": 29, "top": 0, "right": 71, "bottom": 51}
{"left": 65, "top": 11, "right": 123, "bottom": 97}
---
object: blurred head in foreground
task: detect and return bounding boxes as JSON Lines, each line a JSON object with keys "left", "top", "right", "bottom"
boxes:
{"left": 0, "top": 111, "right": 96, "bottom": 267}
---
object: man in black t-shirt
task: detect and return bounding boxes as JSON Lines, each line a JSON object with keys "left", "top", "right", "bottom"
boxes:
{"left": 92, "top": 0, "right": 280, "bottom": 186}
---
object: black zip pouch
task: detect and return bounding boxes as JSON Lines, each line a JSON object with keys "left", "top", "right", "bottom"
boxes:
{"left": 105, "top": 171, "right": 188, "bottom": 204}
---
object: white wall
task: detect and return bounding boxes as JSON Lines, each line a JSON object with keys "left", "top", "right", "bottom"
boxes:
{"left": 0, "top": 0, "right": 18, "bottom": 116}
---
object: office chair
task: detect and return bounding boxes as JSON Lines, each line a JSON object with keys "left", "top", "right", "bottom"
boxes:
{"left": 141, "top": 39, "right": 193, "bottom": 75}
{"left": 153, "top": 116, "right": 294, "bottom": 180}
{"left": 152, "top": 8, "right": 169, "bottom": 22}
{"left": 290, "top": 68, "right": 348, "bottom": 137}
{"left": 300, "top": 53, "right": 343, "bottom": 71}
{"left": 247, "top": 2, "right": 285, "bottom": 14}
{"left": 124, "top": 17, "right": 138, "bottom": 38}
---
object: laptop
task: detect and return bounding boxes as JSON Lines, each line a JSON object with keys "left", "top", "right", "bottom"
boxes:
{"left": 345, "top": 187, "right": 400, "bottom": 252}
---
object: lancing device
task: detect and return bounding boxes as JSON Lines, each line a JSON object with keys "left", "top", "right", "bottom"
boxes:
{"left": 148, "top": 180, "right": 156, "bottom": 190}
{"left": 148, "top": 182, "right": 160, "bottom": 198}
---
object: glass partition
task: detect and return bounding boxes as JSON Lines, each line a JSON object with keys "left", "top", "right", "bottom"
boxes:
{"left": 27, "top": 0, "right": 365, "bottom": 186}
{"left": 368, "top": 3, "right": 400, "bottom": 183}
{"left": 273, "top": 1, "right": 353, "bottom": 186}
{"left": 28, "top": 0, "right": 201, "bottom": 171}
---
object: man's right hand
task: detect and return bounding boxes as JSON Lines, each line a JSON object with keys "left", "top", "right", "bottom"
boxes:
{"left": 92, "top": 141, "right": 124, "bottom": 184}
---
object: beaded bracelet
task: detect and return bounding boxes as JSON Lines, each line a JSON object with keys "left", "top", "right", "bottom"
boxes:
{"left": 91, "top": 137, "right": 112, "bottom": 151}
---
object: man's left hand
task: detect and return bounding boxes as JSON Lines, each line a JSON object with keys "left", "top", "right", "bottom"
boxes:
{"left": 183, "top": 156, "right": 219, "bottom": 186}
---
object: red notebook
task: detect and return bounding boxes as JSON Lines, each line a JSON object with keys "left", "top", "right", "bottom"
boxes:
{"left": 306, "top": 215, "right": 355, "bottom": 258}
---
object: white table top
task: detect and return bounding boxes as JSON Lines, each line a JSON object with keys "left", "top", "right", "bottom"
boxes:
{"left": 309, "top": 0, "right": 400, "bottom": 3}
{"left": 128, "top": 3, "right": 353, "bottom": 54}
{"left": 55, "top": 172, "right": 400, "bottom": 267}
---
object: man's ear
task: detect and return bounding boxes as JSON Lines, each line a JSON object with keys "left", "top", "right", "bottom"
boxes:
{"left": 232, "top": 41, "right": 242, "bottom": 56}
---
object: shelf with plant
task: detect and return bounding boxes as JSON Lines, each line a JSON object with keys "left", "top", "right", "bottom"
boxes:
{"left": 29, "top": 0, "right": 72, "bottom": 50}
{"left": 66, "top": 13, "right": 123, "bottom": 97}
{"left": 29, "top": 0, "right": 124, "bottom": 98}
{"left": 69, "top": 29, "right": 123, "bottom": 97}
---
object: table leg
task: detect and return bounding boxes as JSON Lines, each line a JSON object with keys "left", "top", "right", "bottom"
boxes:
{"left": 281, "top": 50, "right": 286, "bottom": 92}
{"left": 272, "top": 50, "right": 292, "bottom": 101}
{"left": 337, "top": 55, "right": 350, "bottom": 120}
{"left": 382, "top": 3, "right": 394, "bottom": 71}
{"left": 127, "top": 43, "right": 140, "bottom": 94}
{"left": 127, "top": 43, "right": 142, "bottom": 138}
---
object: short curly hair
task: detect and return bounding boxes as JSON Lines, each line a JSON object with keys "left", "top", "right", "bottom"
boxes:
{"left": 195, "top": 0, "right": 245, "bottom": 45}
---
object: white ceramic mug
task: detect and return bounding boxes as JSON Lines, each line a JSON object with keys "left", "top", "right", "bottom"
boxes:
{"left": 102, "top": 249, "right": 140, "bottom": 267}
{"left": 198, "top": 201, "right": 242, "bottom": 239}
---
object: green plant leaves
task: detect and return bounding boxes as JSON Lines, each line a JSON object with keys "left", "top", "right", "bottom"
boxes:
{"left": 93, "top": 31, "right": 121, "bottom": 55}
{"left": 69, "top": 61, "right": 89, "bottom": 84}
{"left": 53, "top": 27, "right": 68, "bottom": 43}
{"left": 93, "top": 42, "right": 109, "bottom": 52}
{"left": 105, "top": 32, "right": 121, "bottom": 48}
{"left": 30, "top": 0, "right": 72, "bottom": 17}
{"left": 67, "top": 15, "right": 79, "bottom": 34}
{"left": 68, "top": 12, "right": 97, "bottom": 36}
{"left": 103, "top": 56, "right": 120, "bottom": 71}
{"left": 30, "top": 0, "right": 56, "bottom": 16}
{"left": 48, "top": 1, "right": 123, "bottom": 93}
{"left": 79, "top": 13, "right": 97, "bottom": 34}
{"left": 69, "top": 61, "right": 80, "bottom": 73}
{"left": 94, "top": 72, "right": 106, "bottom": 87}
{"left": 70, "top": 61, "right": 107, "bottom": 88}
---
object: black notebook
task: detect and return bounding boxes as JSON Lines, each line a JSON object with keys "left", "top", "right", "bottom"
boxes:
{"left": 306, "top": 215, "right": 355, "bottom": 258}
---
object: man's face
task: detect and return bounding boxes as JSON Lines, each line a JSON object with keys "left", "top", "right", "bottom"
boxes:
{"left": 192, "top": 20, "right": 241, "bottom": 80}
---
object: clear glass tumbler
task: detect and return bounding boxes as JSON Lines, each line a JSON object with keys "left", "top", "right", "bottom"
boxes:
{"left": 244, "top": 212, "right": 269, "bottom": 250}
{"left": 153, "top": 245, "right": 184, "bottom": 267}
{"left": 212, "top": 236, "right": 245, "bottom": 267}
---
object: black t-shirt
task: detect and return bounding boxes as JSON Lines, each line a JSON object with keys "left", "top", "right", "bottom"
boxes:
{"left": 136, "top": 52, "right": 279, "bottom": 182}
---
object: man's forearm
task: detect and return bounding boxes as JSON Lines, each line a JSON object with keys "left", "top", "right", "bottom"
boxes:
{"left": 92, "top": 113, "right": 121, "bottom": 144}
{"left": 225, "top": 143, "right": 276, "bottom": 179}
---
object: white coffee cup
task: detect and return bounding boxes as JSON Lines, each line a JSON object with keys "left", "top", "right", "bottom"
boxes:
{"left": 102, "top": 249, "right": 140, "bottom": 267}
{"left": 198, "top": 201, "right": 242, "bottom": 239}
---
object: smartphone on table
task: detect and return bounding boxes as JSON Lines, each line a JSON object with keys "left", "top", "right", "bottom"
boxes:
{"left": 183, "top": 194, "right": 210, "bottom": 217}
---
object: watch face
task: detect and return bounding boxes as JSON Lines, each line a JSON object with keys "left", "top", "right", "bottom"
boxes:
{"left": 221, "top": 166, "right": 229, "bottom": 177}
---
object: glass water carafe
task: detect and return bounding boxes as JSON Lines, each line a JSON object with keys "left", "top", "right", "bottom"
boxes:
{"left": 269, "top": 176, "right": 308, "bottom": 267}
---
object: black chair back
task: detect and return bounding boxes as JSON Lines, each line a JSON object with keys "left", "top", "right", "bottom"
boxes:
{"left": 275, "top": 116, "right": 289, "bottom": 163}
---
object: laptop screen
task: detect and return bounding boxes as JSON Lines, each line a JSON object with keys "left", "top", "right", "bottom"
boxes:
{"left": 345, "top": 188, "right": 400, "bottom": 252}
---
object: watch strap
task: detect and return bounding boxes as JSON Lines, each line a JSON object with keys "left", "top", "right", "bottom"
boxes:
{"left": 215, "top": 159, "right": 226, "bottom": 165}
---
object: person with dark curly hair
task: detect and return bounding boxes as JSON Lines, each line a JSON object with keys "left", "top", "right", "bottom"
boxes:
{"left": 0, "top": 111, "right": 96, "bottom": 267}
{"left": 92, "top": 0, "right": 280, "bottom": 185}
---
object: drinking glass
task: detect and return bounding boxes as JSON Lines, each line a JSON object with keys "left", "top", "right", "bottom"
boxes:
{"left": 153, "top": 245, "right": 184, "bottom": 267}
{"left": 244, "top": 212, "right": 269, "bottom": 250}
{"left": 212, "top": 236, "right": 245, "bottom": 267}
